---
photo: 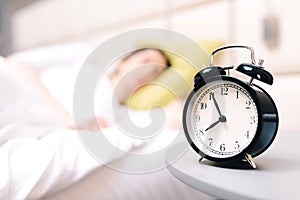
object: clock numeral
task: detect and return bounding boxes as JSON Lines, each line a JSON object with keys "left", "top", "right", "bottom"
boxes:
{"left": 221, "top": 87, "right": 228, "bottom": 96}
{"left": 200, "top": 102, "right": 207, "bottom": 110}
{"left": 246, "top": 100, "right": 251, "bottom": 109}
{"left": 220, "top": 143, "right": 226, "bottom": 152}
{"left": 209, "top": 92, "right": 214, "bottom": 100}
{"left": 208, "top": 138, "right": 213, "bottom": 146}
{"left": 250, "top": 116, "right": 256, "bottom": 124}
{"left": 236, "top": 91, "right": 239, "bottom": 99}
{"left": 234, "top": 141, "right": 240, "bottom": 150}
{"left": 195, "top": 114, "right": 201, "bottom": 122}
{"left": 245, "top": 130, "right": 250, "bottom": 139}
{"left": 198, "top": 128, "right": 204, "bottom": 135}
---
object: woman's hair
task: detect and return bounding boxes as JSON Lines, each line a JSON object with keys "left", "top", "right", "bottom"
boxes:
{"left": 121, "top": 48, "right": 171, "bottom": 67}
{"left": 107, "top": 48, "right": 171, "bottom": 77}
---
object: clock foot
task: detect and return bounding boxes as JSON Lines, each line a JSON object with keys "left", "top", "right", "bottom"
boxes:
{"left": 198, "top": 157, "right": 204, "bottom": 163}
{"left": 245, "top": 153, "right": 256, "bottom": 169}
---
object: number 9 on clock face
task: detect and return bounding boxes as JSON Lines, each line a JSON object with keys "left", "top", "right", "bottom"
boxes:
{"left": 184, "top": 78, "right": 259, "bottom": 160}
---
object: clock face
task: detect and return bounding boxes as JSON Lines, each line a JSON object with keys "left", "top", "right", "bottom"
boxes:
{"left": 185, "top": 79, "right": 258, "bottom": 159}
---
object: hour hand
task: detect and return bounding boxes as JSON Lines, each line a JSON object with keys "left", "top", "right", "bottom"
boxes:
{"left": 205, "top": 120, "right": 220, "bottom": 131}
{"left": 205, "top": 115, "right": 226, "bottom": 131}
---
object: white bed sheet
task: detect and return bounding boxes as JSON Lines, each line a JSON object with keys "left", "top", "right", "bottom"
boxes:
{"left": 0, "top": 56, "right": 97, "bottom": 199}
{"left": 0, "top": 55, "right": 183, "bottom": 199}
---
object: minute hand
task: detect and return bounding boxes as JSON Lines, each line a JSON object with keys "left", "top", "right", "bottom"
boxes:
{"left": 212, "top": 94, "right": 222, "bottom": 116}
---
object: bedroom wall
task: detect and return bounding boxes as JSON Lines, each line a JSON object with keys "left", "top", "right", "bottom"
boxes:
{"left": 10, "top": 0, "right": 300, "bottom": 75}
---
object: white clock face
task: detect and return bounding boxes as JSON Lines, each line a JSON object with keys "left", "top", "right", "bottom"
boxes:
{"left": 188, "top": 80, "right": 258, "bottom": 158}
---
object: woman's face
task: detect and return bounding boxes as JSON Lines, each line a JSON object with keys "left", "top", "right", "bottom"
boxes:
{"left": 115, "top": 49, "right": 168, "bottom": 92}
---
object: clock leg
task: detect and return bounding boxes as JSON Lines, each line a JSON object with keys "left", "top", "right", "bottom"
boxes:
{"left": 245, "top": 153, "right": 257, "bottom": 169}
{"left": 198, "top": 157, "right": 204, "bottom": 163}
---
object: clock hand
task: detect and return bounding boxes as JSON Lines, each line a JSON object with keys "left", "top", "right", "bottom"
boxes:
{"left": 205, "top": 115, "right": 227, "bottom": 131}
{"left": 205, "top": 94, "right": 227, "bottom": 132}
{"left": 205, "top": 120, "right": 220, "bottom": 131}
{"left": 212, "top": 94, "right": 222, "bottom": 116}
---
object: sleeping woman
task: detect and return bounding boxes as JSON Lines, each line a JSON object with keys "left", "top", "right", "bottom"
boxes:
{"left": 6, "top": 47, "right": 178, "bottom": 130}
{"left": 71, "top": 48, "right": 174, "bottom": 130}
{"left": 0, "top": 47, "right": 182, "bottom": 199}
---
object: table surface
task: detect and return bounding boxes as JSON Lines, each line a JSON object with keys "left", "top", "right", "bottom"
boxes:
{"left": 166, "top": 131, "right": 300, "bottom": 200}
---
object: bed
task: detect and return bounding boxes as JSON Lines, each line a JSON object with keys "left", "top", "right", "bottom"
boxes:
{"left": 2, "top": 41, "right": 299, "bottom": 200}
{"left": 1, "top": 42, "right": 216, "bottom": 200}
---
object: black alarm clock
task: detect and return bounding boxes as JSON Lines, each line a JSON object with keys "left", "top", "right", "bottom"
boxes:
{"left": 183, "top": 45, "right": 278, "bottom": 168}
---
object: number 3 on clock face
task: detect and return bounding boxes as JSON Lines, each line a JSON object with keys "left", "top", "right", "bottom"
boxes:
{"left": 189, "top": 80, "right": 258, "bottom": 159}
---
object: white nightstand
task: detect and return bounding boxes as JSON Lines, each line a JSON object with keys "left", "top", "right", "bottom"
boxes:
{"left": 166, "top": 131, "right": 300, "bottom": 200}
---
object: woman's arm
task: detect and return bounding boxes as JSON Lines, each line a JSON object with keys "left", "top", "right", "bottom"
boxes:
{"left": 5, "top": 57, "right": 73, "bottom": 126}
